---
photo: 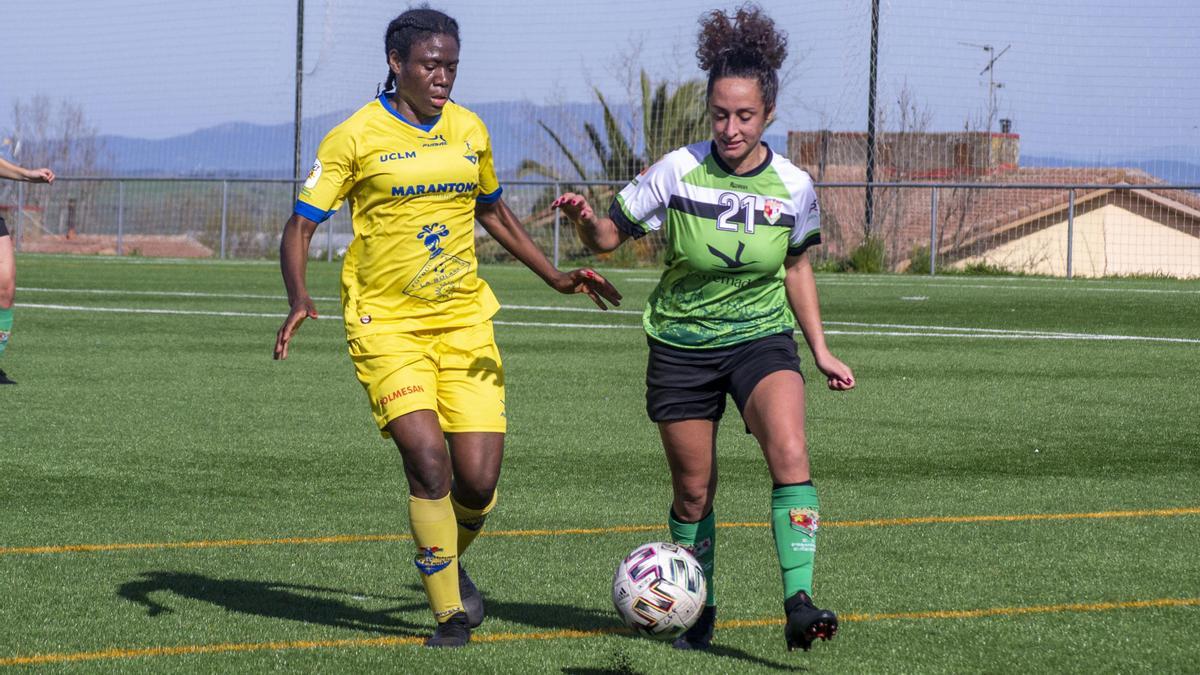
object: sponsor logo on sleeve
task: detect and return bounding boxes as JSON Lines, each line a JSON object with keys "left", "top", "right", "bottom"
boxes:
{"left": 303, "top": 159, "right": 323, "bottom": 189}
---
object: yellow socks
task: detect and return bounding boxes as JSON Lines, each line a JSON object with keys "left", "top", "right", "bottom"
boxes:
{"left": 450, "top": 490, "right": 497, "bottom": 556}
{"left": 409, "top": 494, "right": 463, "bottom": 622}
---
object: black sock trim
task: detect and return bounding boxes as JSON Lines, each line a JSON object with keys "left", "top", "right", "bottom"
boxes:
{"left": 669, "top": 507, "right": 714, "bottom": 525}
{"left": 772, "top": 480, "right": 813, "bottom": 490}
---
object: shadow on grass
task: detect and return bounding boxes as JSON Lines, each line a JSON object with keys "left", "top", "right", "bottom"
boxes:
{"left": 117, "top": 571, "right": 427, "bottom": 636}
{"left": 559, "top": 643, "right": 801, "bottom": 674}
{"left": 115, "top": 571, "right": 802, "bottom": 670}
{"left": 117, "top": 572, "right": 612, "bottom": 636}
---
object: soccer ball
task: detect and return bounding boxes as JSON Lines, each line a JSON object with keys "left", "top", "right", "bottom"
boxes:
{"left": 611, "top": 541, "right": 706, "bottom": 640}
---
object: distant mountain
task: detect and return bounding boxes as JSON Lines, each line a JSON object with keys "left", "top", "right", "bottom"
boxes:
{"left": 1023, "top": 154, "right": 1200, "bottom": 185}
{"left": 97, "top": 100, "right": 786, "bottom": 180}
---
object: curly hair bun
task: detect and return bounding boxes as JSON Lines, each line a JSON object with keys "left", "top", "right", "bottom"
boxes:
{"left": 696, "top": 3, "right": 788, "bottom": 73}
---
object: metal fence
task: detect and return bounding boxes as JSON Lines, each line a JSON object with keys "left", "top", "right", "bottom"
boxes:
{"left": 4, "top": 177, "right": 1199, "bottom": 279}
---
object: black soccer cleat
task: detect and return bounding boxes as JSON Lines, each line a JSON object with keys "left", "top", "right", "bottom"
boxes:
{"left": 783, "top": 590, "right": 838, "bottom": 651}
{"left": 0, "top": 370, "right": 14, "bottom": 385}
{"left": 425, "top": 611, "right": 471, "bottom": 648}
{"left": 672, "top": 605, "right": 716, "bottom": 650}
{"left": 458, "top": 564, "right": 485, "bottom": 629}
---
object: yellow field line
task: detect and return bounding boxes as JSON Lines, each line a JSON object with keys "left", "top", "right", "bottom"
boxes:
{"left": 2, "top": 597, "right": 1195, "bottom": 667}
{"left": 2, "top": 507, "right": 1197, "bottom": 557}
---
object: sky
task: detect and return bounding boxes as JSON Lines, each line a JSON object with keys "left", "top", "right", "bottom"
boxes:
{"left": 4, "top": 0, "right": 1200, "bottom": 162}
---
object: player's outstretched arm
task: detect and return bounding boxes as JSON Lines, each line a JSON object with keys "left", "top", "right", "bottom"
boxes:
{"left": 784, "top": 251, "right": 855, "bottom": 391}
{"left": 476, "top": 198, "right": 622, "bottom": 310}
{"left": 551, "top": 192, "right": 627, "bottom": 253}
{"left": 0, "top": 157, "right": 54, "bottom": 183}
{"left": 274, "top": 214, "right": 320, "bottom": 360}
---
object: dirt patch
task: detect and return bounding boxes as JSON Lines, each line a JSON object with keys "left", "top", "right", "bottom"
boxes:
{"left": 20, "top": 234, "right": 213, "bottom": 258}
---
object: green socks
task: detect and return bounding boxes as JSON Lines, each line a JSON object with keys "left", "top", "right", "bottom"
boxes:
{"left": 669, "top": 508, "right": 716, "bottom": 606}
{"left": 771, "top": 482, "right": 820, "bottom": 597}
{"left": 0, "top": 306, "right": 12, "bottom": 357}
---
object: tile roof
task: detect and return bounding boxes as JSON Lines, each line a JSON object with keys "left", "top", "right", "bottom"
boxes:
{"left": 808, "top": 166, "right": 1200, "bottom": 264}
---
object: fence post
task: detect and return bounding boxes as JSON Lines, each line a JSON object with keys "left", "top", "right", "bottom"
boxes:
{"left": 219, "top": 180, "right": 229, "bottom": 259}
{"left": 14, "top": 182, "right": 24, "bottom": 252}
{"left": 552, "top": 181, "right": 561, "bottom": 268}
{"left": 326, "top": 212, "right": 334, "bottom": 263}
{"left": 929, "top": 186, "right": 939, "bottom": 276}
{"left": 116, "top": 181, "right": 125, "bottom": 256}
{"left": 1066, "top": 188, "right": 1075, "bottom": 279}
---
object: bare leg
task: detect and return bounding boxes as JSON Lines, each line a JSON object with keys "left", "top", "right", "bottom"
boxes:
{"left": 659, "top": 419, "right": 719, "bottom": 522}
{"left": 0, "top": 234, "right": 14, "bottom": 309}
{"left": 742, "top": 371, "right": 810, "bottom": 484}
{"left": 445, "top": 432, "right": 504, "bottom": 508}
{"left": 386, "top": 410, "right": 451, "bottom": 498}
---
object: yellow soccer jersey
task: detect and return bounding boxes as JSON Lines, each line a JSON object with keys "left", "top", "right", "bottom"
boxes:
{"left": 296, "top": 94, "right": 503, "bottom": 339}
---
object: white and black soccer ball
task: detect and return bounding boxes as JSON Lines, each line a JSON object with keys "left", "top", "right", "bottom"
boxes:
{"left": 611, "top": 541, "right": 706, "bottom": 640}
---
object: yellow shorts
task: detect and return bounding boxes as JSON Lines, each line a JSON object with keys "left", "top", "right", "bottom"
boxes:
{"left": 349, "top": 321, "right": 506, "bottom": 437}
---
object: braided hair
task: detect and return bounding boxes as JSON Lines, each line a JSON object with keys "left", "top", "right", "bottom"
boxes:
{"left": 696, "top": 3, "right": 788, "bottom": 110}
{"left": 382, "top": 5, "right": 460, "bottom": 92}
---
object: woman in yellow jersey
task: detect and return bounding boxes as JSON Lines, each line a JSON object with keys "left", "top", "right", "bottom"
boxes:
{"left": 273, "top": 6, "right": 620, "bottom": 648}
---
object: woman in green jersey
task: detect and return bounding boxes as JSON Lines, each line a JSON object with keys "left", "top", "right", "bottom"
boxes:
{"left": 0, "top": 157, "right": 55, "bottom": 385}
{"left": 553, "top": 4, "right": 853, "bottom": 653}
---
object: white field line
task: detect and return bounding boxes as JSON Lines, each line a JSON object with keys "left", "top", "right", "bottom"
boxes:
{"left": 20, "top": 287, "right": 331, "bottom": 301}
{"left": 17, "top": 288, "right": 644, "bottom": 315}
{"left": 815, "top": 279, "right": 1200, "bottom": 295}
{"left": 16, "top": 302, "right": 1200, "bottom": 344}
{"left": 622, "top": 277, "right": 1200, "bottom": 295}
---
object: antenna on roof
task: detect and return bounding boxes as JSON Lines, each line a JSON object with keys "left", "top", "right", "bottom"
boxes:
{"left": 959, "top": 42, "right": 1011, "bottom": 126}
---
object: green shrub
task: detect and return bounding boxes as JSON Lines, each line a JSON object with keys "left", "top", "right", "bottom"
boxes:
{"left": 847, "top": 236, "right": 885, "bottom": 273}
{"left": 906, "top": 245, "right": 931, "bottom": 274}
{"left": 958, "top": 260, "right": 1013, "bottom": 276}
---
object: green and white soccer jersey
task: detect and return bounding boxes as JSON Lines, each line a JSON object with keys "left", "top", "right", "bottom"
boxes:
{"left": 610, "top": 142, "right": 822, "bottom": 349}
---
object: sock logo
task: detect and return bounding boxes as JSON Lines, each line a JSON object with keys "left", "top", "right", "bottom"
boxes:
{"left": 788, "top": 508, "right": 820, "bottom": 536}
{"left": 434, "top": 606, "right": 465, "bottom": 620}
{"left": 684, "top": 536, "right": 713, "bottom": 559}
{"left": 458, "top": 515, "right": 486, "bottom": 532}
{"left": 414, "top": 546, "right": 454, "bottom": 575}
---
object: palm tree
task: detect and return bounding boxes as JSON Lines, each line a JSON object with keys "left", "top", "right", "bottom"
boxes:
{"left": 519, "top": 71, "right": 709, "bottom": 185}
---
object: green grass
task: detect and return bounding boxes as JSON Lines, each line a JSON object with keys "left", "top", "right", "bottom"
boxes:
{"left": 3, "top": 254, "right": 1199, "bottom": 673}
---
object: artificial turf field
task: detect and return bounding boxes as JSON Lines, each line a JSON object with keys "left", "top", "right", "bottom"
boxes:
{"left": 3, "top": 254, "right": 1199, "bottom": 673}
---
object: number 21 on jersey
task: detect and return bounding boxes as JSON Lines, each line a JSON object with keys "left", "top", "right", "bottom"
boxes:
{"left": 715, "top": 192, "right": 756, "bottom": 234}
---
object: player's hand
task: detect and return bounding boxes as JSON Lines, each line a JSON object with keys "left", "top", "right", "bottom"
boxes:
{"left": 274, "top": 297, "right": 318, "bottom": 360}
{"left": 814, "top": 351, "right": 855, "bottom": 391}
{"left": 552, "top": 268, "right": 622, "bottom": 310}
{"left": 27, "top": 168, "right": 54, "bottom": 184}
{"left": 551, "top": 192, "right": 595, "bottom": 226}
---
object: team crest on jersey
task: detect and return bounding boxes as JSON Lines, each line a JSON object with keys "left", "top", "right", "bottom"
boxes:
{"left": 418, "top": 223, "right": 449, "bottom": 258}
{"left": 414, "top": 546, "right": 454, "bottom": 575}
{"left": 404, "top": 253, "right": 471, "bottom": 302}
{"left": 763, "top": 198, "right": 784, "bottom": 225}
{"left": 463, "top": 140, "right": 478, "bottom": 165}
{"left": 304, "top": 159, "right": 323, "bottom": 189}
{"left": 789, "top": 508, "right": 820, "bottom": 536}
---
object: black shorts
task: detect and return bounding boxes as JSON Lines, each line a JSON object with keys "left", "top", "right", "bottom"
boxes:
{"left": 0, "top": 216, "right": 8, "bottom": 238}
{"left": 645, "top": 331, "right": 802, "bottom": 424}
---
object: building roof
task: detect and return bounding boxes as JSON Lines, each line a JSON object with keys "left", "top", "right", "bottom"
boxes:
{"left": 808, "top": 166, "right": 1200, "bottom": 264}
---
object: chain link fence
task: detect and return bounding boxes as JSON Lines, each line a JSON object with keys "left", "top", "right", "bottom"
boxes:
{"left": 6, "top": 177, "right": 1198, "bottom": 279}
